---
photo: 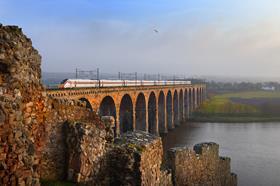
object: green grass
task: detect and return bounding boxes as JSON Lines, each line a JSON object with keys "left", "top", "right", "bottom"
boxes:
{"left": 218, "top": 91, "right": 280, "bottom": 99}
{"left": 197, "top": 96, "right": 258, "bottom": 114}
{"left": 192, "top": 91, "right": 280, "bottom": 122}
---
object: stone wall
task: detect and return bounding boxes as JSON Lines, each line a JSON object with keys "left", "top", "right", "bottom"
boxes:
{"left": 108, "top": 131, "right": 173, "bottom": 186}
{"left": 0, "top": 24, "right": 107, "bottom": 185}
{"left": 38, "top": 98, "right": 96, "bottom": 180}
{"left": 65, "top": 119, "right": 113, "bottom": 185}
{"left": 0, "top": 24, "right": 44, "bottom": 185}
{"left": 167, "top": 142, "right": 237, "bottom": 186}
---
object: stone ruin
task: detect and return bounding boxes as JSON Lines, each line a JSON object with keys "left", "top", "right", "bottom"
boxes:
{"left": 168, "top": 143, "right": 237, "bottom": 186}
{"left": 0, "top": 24, "right": 237, "bottom": 186}
{"left": 0, "top": 24, "right": 103, "bottom": 185}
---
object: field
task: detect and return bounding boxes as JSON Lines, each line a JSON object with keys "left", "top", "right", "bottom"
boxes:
{"left": 191, "top": 91, "right": 280, "bottom": 122}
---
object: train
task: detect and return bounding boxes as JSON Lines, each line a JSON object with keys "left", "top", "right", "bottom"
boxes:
{"left": 59, "top": 79, "right": 191, "bottom": 88}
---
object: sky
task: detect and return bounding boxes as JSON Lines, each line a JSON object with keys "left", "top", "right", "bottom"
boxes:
{"left": 1, "top": 0, "right": 280, "bottom": 78}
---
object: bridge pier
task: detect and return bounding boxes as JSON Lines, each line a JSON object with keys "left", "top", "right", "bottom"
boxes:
{"left": 171, "top": 98, "right": 175, "bottom": 129}
{"left": 133, "top": 108, "right": 136, "bottom": 132}
{"left": 145, "top": 101, "right": 149, "bottom": 132}
{"left": 155, "top": 107, "right": 159, "bottom": 135}
{"left": 164, "top": 98, "right": 169, "bottom": 133}
{"left": 158, "top": 91, "right": 167, "bottom": 134}
{"left": 115, "top": 109, "right": 120, "bottom": 137}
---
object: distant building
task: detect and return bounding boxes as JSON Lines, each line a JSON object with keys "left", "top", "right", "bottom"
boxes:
{"left": 261, "top": 86, "right": 275, "bottom": 91}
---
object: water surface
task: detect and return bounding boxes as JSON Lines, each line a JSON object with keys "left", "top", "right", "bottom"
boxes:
{"left": 162, "top": 122, "right": 280, "bottom": 186}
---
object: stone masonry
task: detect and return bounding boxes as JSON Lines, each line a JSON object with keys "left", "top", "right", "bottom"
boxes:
{"left": 0, "top": 24, "right": 106, "bottom": 185}
{"left": 66, "top": 120, "right": 113, "bottom": 185}
{"left": 168, "top": 142, "right": 237, "bottom": 186}
{"left": 108, "top": 131, "right": 173, "bottom": 186}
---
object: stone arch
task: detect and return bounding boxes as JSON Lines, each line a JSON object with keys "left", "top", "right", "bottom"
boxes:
{"left": 99, "top": 96, "right": 116, "bottom": 117}
{"left": 158, "top": 91, "right": 166, "bottom": 133}
{"left": 79, "top": 98, "right": 93, "bottom": 111}
{"left": 135, "top": 92, "right": 146, "bottom": 131}
{"left": 173, "top": 90, "right": 179, "bottom": 126}
{"left": 119, "top": 94, "right": 133, "bottom": 133}
{"left": 179, "top": 89, "right": 184, "bottom": 124}
{"left": 166, "top": 90, "right": 173, "bottom": 129}
{"left": 99, "top": 96, "right": 117, "bottom": 133}
{"left": 148, "top": 91, "right": 157, "bottom": 134}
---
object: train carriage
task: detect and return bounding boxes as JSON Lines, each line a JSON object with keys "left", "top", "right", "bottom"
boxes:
{"left": 59, "top": 79, "right": 191, "bottom": 88}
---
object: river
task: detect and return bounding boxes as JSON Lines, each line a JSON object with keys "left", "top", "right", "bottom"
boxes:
{"left": 161, "top": 122, "right": 280, "bottom": 186}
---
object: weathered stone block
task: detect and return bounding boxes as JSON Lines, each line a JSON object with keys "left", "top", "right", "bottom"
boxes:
{"left": 167, "top": 142, "right": 237, "bottom": 186}
{"left": 108, "top": 131, "right": 172, "bottom": 186}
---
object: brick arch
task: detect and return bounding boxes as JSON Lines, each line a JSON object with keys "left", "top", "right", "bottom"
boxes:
{"left": 119, "top": 94, "right": 134, "bottom": 134}
{"left": 148, "top": 91, "right": 157, "bottom": 134}
{"left": 99, "top": 96, "right": 117, "bottom": 134}
{"left": 135, "top": 92, "right": 146, "bottom": 131}
{"left": 166, "top": 90, "right": 173, "bottom": 129}
{"left": 99, "top": 96, "right": 116, "bottom": 116}
{"left": 158, "top": 91, "right": 166, "bottom": 133}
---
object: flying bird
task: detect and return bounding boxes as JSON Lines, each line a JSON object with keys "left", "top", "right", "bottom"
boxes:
{"left": 153, "top": 29, "right": 159, "bottom": 33}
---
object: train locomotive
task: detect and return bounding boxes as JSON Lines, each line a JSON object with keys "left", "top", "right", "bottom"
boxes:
{"left": 59, "top": 79, "right": 191, "bottom": 88}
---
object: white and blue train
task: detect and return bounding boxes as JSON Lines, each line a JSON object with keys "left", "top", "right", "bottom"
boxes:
{"left": 59, "top": 79, "right": 191, "bottom": 88}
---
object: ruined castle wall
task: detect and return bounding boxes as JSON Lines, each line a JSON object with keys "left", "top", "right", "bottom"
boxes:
{"left": 108, "top": 131, "right": 173, "bottom": 186}
{"left": 65, "top": 118, "right": 114, "bottom": 185}
{"left": 0, "top": 25, "right": 108, "bottom": 185}
{"left": 167, "top": 143, "right": 237, "bottom": 186}
{"left": 38, "top": 98, "right": 97, "bottom": 180}
{"left": 0, "top": 24, "right": 44, "bottom": 185}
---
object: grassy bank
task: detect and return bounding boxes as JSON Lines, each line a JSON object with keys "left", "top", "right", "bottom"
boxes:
{"left": 191, "top": 91, "right": 280, "bottom": 122}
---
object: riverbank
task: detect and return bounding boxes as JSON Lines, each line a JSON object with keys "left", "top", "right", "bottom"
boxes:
{"left": 192, "top": 91, "right": 280, "bottom": 122}
{"left": 189, "top": 115, "right": 280, "bottom": 123}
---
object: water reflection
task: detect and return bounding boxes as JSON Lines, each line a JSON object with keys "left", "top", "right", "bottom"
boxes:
{"left": 162, "top": 122, "right": 280, "bottom": 186}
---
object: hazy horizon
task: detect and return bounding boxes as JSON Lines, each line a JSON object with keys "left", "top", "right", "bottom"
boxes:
{"left": 42, "top": 71, "right": 280, "bottom": 83}
{"left": 2, "top": 1, "right": 280, "bottom": 78}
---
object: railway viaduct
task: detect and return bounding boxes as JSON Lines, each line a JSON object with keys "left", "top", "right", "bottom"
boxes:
{"left": 47, "top": 84, "right": 206, "bottom": 136}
